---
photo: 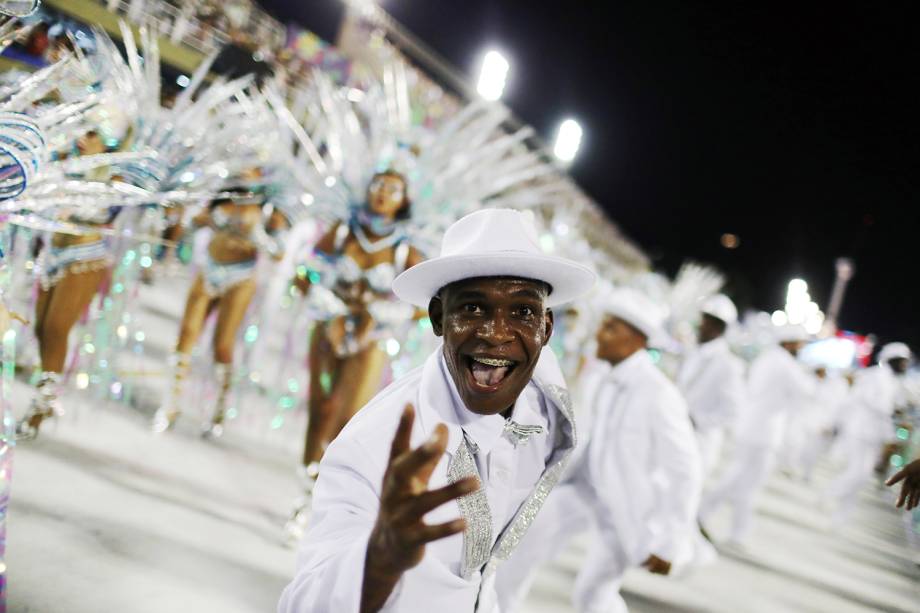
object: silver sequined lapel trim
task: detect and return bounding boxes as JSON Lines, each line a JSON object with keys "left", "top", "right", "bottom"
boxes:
{"left": 447, "top": 434, "right": 493, "bottom": 580}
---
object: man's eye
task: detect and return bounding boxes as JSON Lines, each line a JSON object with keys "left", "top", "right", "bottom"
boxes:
{"left": 463, "top": 304, "right": 482, "bottom": 314}
{"left": 517, "top": 306, "right": 535, "bottom": 318}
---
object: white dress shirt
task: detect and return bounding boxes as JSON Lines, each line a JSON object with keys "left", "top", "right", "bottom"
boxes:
{"left": 844, "top": 363, "right": 902, "bottom": 444}
{"left": 277, "top": 346, "right": 575, "bottom": 613}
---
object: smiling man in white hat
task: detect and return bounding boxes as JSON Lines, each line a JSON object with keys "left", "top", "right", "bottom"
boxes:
{"left": 278, "top": 208, "right": 595, "bottom": 613}
{"left": 676, "top": 293, "right": 746, "bottom": 480}
{"left": 497, "top": 287, "right": 703, "bottom": 613}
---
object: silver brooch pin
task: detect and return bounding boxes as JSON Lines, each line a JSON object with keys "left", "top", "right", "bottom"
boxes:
{"left": 502, "top": 420, "right": 546, "bottom": 447}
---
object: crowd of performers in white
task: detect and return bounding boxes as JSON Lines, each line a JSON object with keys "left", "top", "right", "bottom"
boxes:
{"left": 1, "top": 17, "right": 919, "bottom": 613}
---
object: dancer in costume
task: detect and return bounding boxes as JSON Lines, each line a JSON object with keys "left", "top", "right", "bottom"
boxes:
{"left": 153, "top": 182, "right": 288, "bottom": 436}
{"left": 16, "top": 129, "right": 124, "bottom": 440}
{"left": 286, "top": 169, "right": 423, "bottom": 530}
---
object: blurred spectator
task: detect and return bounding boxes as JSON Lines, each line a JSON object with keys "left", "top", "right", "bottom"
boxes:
{"left": 24, "top": 22, "right": 51, "bottom": 57}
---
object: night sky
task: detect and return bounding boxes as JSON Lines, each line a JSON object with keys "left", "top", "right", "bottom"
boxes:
{"left": 261, "top": 1, "right": 919, "bottom": 347}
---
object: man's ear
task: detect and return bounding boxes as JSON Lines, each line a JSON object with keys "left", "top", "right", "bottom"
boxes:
{"left": 543, "top": 308, "right": 555, "bottom": 346}
{"left": 428, "top": 296, "right": 444, "bottom": 336}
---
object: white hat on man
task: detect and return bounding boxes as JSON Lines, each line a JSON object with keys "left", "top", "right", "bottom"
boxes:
{"left": 601, "top": 287, "right": 669, "bottom": 346}
{"left": 878, "top": 342, "right": 911, "bottom": 364}
{"left": 392, "top": 208, "right": 596, "bottom": 308}
{"left": 700, "top": 293, "right": 738, "bottom": 326}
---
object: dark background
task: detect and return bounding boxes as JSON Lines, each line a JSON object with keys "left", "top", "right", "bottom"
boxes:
{"left": 261, "top": 1, "right": 919, "bottom": 347}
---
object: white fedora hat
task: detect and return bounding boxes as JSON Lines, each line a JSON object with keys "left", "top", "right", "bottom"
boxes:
{"left": 392, "top": 208, "right": 596, "bottom": 308}
{"left": 701, "top": 293, "right": 738, "bottom": 326}
{"left": 775, "top": 323, "right": 810, "bottom": 343}
{"left": 879, "top": 342, "right": 911, "bottom": 363}
{"left": 602, "top": 287, "right": 669, "bottom": 345}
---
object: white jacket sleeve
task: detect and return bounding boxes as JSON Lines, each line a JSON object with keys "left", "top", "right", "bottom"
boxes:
{"left": 647, "top": 391, "right": 703, "bottom": 561}
{"left": 278, "top": 438, "right": 384, "bottom": 613}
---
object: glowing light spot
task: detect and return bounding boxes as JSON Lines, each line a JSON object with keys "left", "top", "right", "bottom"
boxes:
{"left": 771, "top": 310, "right": 788, "bottom": 326}
{"left": 84, "top": 343, "right": 95, "bottom": 354}
{"left": 110, "top": 382, "right": 122, "bottom": 396}
{"left": 176, "top": 74, "right": 191, "bottom": 88}
{"left": 270, "top": 415, "right": 284, "bottom": 429}
{"left": 244, "top": 325, "right": 259, "bottom": 343}
{"left": 180, "top": 171, "right": 195, "bottom": 183}
{"left": 113, "top": 283, "right": 124, "bottom": 294}
{"left": 117, "top": 325, "right": 128, "bottom": 340}
{"left": 896, "top": 427, "right": 910, "bottom": 441}
{"left": 308, "top": 270, "right": 321, "bottom": 284}
{"left": 386, "top": 339, "right": 401, "bottom": 356}
{"left": 539, "top": 234, "right": 555, "bottom": 252}
{"left": 227, "top": 407, "right": 238, "bottom": 419}
{"left": 140, "top": 256, "right": 153, "bottom": 268}
{"left": 320, "top": 372, "right": 333, "bottom": 395}
{"left": 720, "top": 233, "right": 740, "bottom": 249}
{"left": 279, "top": 396, "right": 295, "bottom": 410}
{"left": 76, "top": 373, "right": 90, "bottom": 389}
{"left": 891, "top": 454, "right": 904, "bottom": 468}
{"left": 418, "top": 318, "right": 432, "bottom": 330}
{"left": 287, "top": 379, "right": 299, "bottom": 394}
{"left": 648, "top": 348, "right": 661, "bottom": 364}
{"left": 300, "top": 193, "right": 314, "bottom": 206}
{"left": 249, "top": 371, "right": 262, "bottom": 383}
{"left": 135, "top": 332, "right": 145, "bottom": 342}
{"left": 324, "top": 176, "right": 336, "bottom": 187}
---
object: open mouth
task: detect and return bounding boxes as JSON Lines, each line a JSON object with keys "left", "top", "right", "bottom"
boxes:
{"left": 465, "top": 355, "right": 518, "bottom": 392}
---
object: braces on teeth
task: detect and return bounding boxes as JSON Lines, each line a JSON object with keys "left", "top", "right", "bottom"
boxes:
{"left": 473, "top": 357, "right": 514, "bottom": 367}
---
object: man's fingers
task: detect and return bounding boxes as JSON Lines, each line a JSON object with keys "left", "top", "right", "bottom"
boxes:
{"left": 389, "top": 405, "right": 415, "bottom": 462}
{"left": 391, "top": 424, "right": 449, "bottom": 487}
{"left": 415, "top": 424, "right": 449, "bottom": 484}
{"left": 896, "top": 485, "right": 908, "bottom": 508}
{"left": 393, "top": 478, "right": 479, "bottom": 525}
{"left": 886, "top": 468, "right": 906, "bottom": 486}
{"left": 409, "top": 519, "right": 467, "bottom": 546}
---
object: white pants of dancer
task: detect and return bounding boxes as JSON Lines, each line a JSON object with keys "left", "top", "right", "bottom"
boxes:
{"left": 825, "top": 439, "right": 879, "bottom": 523}
{"left": 700, "top": 443, "right": 775, "bottom": 542}
{"left": 696, "top": 428, "right": 725, "bottom": 481}
{"left": 497, "top": 482, "right": 632, "bottom": 613}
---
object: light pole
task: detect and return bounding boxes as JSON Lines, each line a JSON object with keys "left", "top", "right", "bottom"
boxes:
{"left": 553, "top": 118, "right": 583, "bottom": 165}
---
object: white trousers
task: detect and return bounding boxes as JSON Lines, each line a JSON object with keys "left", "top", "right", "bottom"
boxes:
{"left": 696, "top": 428, "right": 725, "bottom": 481}
{"left": 825, "top": 439, "right": 879, "bottom": 523}
{"left": 699, "top": 443, "right": 775, "bottom": 542}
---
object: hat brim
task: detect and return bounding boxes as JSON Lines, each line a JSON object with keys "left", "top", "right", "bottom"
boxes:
{"left": 392, "top": 251, "right": 597, "bottom": 308}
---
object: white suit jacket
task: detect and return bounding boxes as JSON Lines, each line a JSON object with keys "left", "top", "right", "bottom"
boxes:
{"left": 278, "top": 347, "right": 576, "bottom": 613}
{"left": 572, "top": 350, "right": 702, "bottom": 566}
{"left": 845, "top": 364, "right": 901, "bottom": 444}
{"left": 734, "top": 345, "right": 815, "bottom": 449}
{"left": 676, "top": 337, "right": 746, "bottom": 432}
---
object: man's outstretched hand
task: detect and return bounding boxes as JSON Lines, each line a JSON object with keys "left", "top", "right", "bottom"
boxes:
{"left": 886, "top": 458, "right": 920, "bottom": 511}
{"left": 361, "top": 404, "right": 478, "bottom": 613}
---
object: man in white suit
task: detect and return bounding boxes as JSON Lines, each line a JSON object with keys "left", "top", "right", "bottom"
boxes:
{"left": 278, "top": 209, "right": 595, "bottom": 613}
{"left": 498, "top": 288, "right": 703, "bottom": 613}
{"left": 677, "top": 294, "right": 745, "bottom": 480}
{"left": 699, "top": 325, "right": 815, "bottom": 544}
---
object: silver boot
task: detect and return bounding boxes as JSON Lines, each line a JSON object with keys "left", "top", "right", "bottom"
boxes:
{"left": 284, "top": 462, "right": 320, "bottom": 544}
{"left": 16, "top": 372, "right": 63, "bottom": 441}
{"left": 152, "top": 352, "right": 190, "bottom": 433}
{"left": 201, "top": 363, "right": 232, "bottom": 439}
